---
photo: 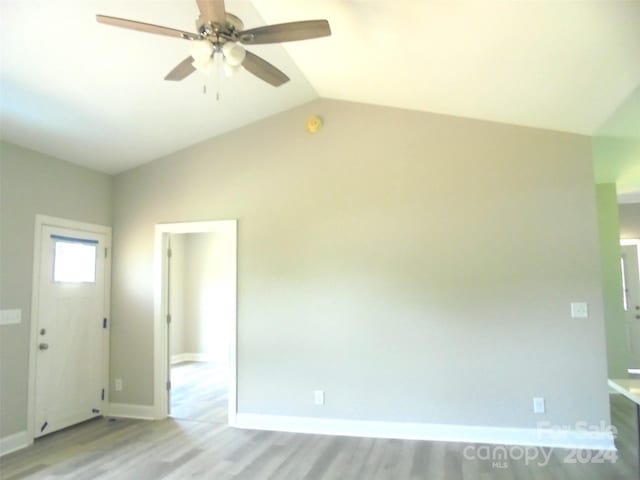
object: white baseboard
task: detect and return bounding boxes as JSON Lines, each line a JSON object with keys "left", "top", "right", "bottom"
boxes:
{"left": 170, "top": 353, "right": 216, "bottom": 364}
{"left": 234, "top": 414, "right": 616, "bottom": 451}
{"left": 0, "top": 430, "right": 31, "bottom": 457}
{"left": 108, "top": 403, "right": 157, "bottom": 420}
{"left": 618, "top": 192, "right": 640, "bottom": 204}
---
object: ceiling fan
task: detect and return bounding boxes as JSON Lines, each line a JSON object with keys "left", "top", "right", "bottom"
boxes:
{"left": 96, "top": 0, "right": 331, "bottom": 87}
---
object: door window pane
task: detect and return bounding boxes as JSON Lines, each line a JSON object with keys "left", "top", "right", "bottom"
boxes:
{"left": 53, "top": 238, "right": 97, "bottom": 283}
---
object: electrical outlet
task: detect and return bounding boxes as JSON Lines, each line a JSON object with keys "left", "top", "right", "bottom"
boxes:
{"left": 314, "top": 390, "right": 325, "bottom": 406}
{"left": 115, "top": 378, "right": 123, "bottom": 391}
{"left": 533, "top": 397, "right": 545, "bottom": 414}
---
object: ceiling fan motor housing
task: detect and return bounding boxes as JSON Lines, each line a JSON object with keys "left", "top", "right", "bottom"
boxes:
{"left": 196, "top": 12, "right": 244, "bottom": 41}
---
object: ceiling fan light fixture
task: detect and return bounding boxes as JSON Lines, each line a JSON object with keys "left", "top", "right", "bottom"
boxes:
{"left": 192, "top": 56, "right": 215, "bottom": 76}
{"left": 190, "top": 40, "right": 214, "bottom": 64}
{"left": 222, "top": 41, "right": 246, "bottom": 67}
{"left": 96, "top": 1, "right": 331, "bottom": 86}
{"left": 223, "top": 60, "right": 241, "bottom": 78}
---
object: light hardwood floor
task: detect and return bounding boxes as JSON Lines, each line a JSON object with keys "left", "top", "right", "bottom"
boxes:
{"left": 1, "top": 370, "right": 638, "bottom": 479}
{"left": 170, "top": 361, "right": 228, "bottom": 425}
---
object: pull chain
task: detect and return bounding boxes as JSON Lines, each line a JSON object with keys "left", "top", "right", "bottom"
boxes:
{"left": 197, "top": 52, "right": 220, "bottom": 100}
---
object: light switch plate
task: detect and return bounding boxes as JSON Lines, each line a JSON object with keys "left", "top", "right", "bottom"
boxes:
{"left": 570, "top": 302, "right": 588, "bottom": 318}
{"left": 314, "top": 390, "right": 325, "bottom": 406}
{"left": 0, "top": 309, "right": 21, "bottom": 326}
{"left": 533, "top": 397, "right": 545, "bottom": 414}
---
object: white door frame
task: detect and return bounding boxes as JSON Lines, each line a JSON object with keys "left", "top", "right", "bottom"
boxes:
{"left": 153, "top": 220, "right": 238, "bottom": 424}
{"left": 28, "top": 215, "right": 112, "bottom": 442}
{"left": 621, "top": 238, "right": 640, "bottom": 374}
{"left": 621, "top": 239, "right": 640, "bottom": 248}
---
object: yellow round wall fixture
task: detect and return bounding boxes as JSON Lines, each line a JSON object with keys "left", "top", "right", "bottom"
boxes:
{"left": 306, "top": 115, "right": 323, "bottom": 134}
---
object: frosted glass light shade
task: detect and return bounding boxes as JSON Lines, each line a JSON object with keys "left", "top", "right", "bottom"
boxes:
{"left": 191, "top": 40, "right": 214, "bottom": 64}
{"left": 222, "top": 42, "right": 246, "bottom": 67}
{"left": 223, "top": 61, "right": 241, "bottom": 77}
{"left": 192, "top": 57, "right": 215, "bottom": 75}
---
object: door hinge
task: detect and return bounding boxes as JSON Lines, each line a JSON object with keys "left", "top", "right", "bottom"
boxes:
{"left": 101, "top": 388, "right": 105, "bottom": 401}
{"left": 104, "top": 247, "right": 108, "bottom": 258}
{"left": 166, "top": 314, "right": 171, "bottom": 324}
{"left": 166, "top": 380, "right": 171, "bottom": 391}
{"left": 103, "top": 318, "right": 107, "bottom": 329}
{"left": 167, "top": 248, "right": 172, "bottom": 259}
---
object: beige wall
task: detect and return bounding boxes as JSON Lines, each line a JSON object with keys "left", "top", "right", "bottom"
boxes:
{"left": 0, "top": 141, "right": 112, "bottom": 437}
{"left": 183, "top": 232, "right": 234, "bottom": 362}
{"left": 619, "top": 203, "right": 640, "bottom": 239}
{"left": 169, "top": 232, "right": 234, "bottom": 363}
{"left": 111, "top": 98, "right": 610, "bottom": 428}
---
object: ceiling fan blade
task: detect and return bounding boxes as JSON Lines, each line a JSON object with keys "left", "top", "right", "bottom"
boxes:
{"left": 239, "top": 20, "right": 331, "bottom": 45}
{"left": 96, "top": 15, "right": 199, "bottom": 40}
{"left": 196, "top": 0, "right": 226, "bottom": 24}
{"left": 242, "top": 51, "right": 289, "bottom": 87}
{"left": 165, "top": 56, "right": 196, "bottom": 81}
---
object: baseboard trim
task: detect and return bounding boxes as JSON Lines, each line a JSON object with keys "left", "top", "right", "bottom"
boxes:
{"left": 170, "top": 353, "right": 215, "bottom": 364}
{"left": 234, "top": 414, "right": 616, "bottom": 451}
{"left": 618, "top": 192, "right": 640, "bottom": 204}
{"left": 108, "top": 403, "right": 156, "bottom": 420}
{"left": 0, "top": 430, "right": 31, "bottom": 457}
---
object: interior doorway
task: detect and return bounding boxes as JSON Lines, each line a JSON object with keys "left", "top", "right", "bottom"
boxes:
{"left": 153, "top": 221, "right": 237, "bottom": 425}
{"left": 167, "top": 231, "right": 234, "bottom": 423}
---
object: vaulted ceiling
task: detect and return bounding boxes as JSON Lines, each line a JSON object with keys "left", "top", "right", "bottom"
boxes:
{"left": 1, "top": 0, "right": 639, "bottom": 176}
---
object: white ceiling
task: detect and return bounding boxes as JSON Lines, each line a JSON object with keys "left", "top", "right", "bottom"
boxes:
{"left": 1, "top": 0, "right": 639, "bottom": 174}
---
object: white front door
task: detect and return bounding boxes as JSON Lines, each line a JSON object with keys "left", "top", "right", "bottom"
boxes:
{"left": 34, "top": 225, "right": 109, "bottom": 437}
{"left": 621, "top": 243, "right": 640, "bottom": 369}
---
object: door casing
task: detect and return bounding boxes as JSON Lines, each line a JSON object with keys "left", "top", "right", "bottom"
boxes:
{"left": 621, "top": 239, "right": 640, "bottom": 370}
{"left": 153, "top": 220, "right": 237, "bottom": 424}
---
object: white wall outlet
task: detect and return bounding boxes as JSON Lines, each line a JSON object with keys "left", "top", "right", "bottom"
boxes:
{"left": 115, "top": 378, "right": 123, "bottom": 391}
{"left": 570, "top": 302, "right": 588, "bottom": 318}
{"left": 314, "top": 390, "right": 325, "bottom": 406}
{"left": 533, "top": 397, "right": 545, "bottom": 414}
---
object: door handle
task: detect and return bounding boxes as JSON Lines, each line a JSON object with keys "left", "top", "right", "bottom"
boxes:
{"left": 39, "top": 343, "right": 49, "bottom": 350}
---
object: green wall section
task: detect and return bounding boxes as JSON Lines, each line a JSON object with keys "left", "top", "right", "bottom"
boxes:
{"left": 592, "top": 137, "right": 640, "bottom": 195}
{"left": 592, "top": 85, "right": 640, "bottom": 196}
{"left": 596, "top": 183, "right": 629, "bottom": 377}
{"left": 593, "top": 85, "right": 639, "bottom": 375}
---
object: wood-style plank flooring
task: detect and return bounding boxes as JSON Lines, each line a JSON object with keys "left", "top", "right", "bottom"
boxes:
{"left": 1, "top": 365, "right": 638, "bottom": 479}
{"left": 170, "top": 361, "right": 228, "bottom": 425}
